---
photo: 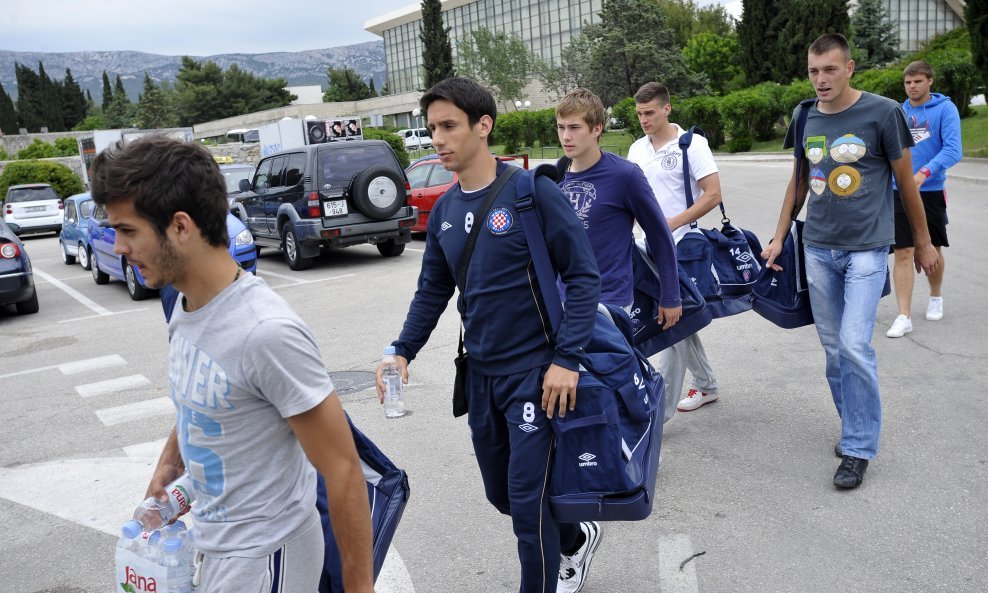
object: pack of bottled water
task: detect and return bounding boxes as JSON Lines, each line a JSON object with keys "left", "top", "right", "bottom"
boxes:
{"left": 115, "top": 474, "right": 197, "bottom": 593}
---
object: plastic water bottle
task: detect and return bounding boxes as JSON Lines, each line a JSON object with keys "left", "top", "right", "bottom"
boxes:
{"left": 162, "top": 536, "right": 194, "bottom": 593}
{"left": 132, "top": 474, "right": 196, "bottom": 531}
{"left": 381, "top": 346, "right": 405, "bottom": 418}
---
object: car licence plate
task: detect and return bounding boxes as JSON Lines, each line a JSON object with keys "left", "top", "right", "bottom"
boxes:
{"left": 324, "top": 200, "right": 347, "bottom": 217}
{"left": 25, "top": 206, "right": 46, "bottom": 212}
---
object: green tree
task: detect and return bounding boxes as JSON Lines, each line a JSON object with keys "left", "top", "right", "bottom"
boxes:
{"left": 101, "top": 71, "right": 113, "bottom": 112}
{"left": 368, "top": 78, "right": 377, "bottom": 96}
{"left": 172, "top": 57, "right": 293, "bottom": 126}
{"left": 851, "top": 0, "right": 899, "bottom": 70}
{"left": 73, "top": 114, "right": 107, "bottom": 131}
{"left": 15, "top": 63, "right": 44, "bottom": 132}
{"left": 455, "top": 28, "right": 533, "bottom": 110}
{"left": 738, "top": 0, "right": 782, "bottom": 84}
{"left": 683, "top": 32, "right": 743, "bottom": 94}
{"left": 61, "top": 69, "right": 88, "bottom": 130}
{"left": 323, "top": 67, "right": 374, "bottom": 102}
{"left": 533, "top": 34, "right": 596, "bottom": 101}
{"left": 0, "top": 160, "right": 84, "bottom": 199}
{"left": 16, "top": 139, "right": 57, "bottom": 160}
{"left": 420, "top": 0, "right": 455, "bottom": 89}
{"left": 38, "top": 63, "right": 66, "bottom": 132}
{"left": 380, "top": 80, "right": 391, "bottom": 96}
{"left": 135, "top": 72, "right": 172, "bottom": 129}
{"left": 657, "top": 0, "right": 734, "bottom": 48}
{"left": 104, "top": 74, "right": 134, "bottom": 128}
{"left": 577, "top": 0, "right": 706, "bottom": 106}
{"left": 53, "top": 137, "right": 80, "bottom": 156}
{"left": 773, "top": 0, "right": 851, "bottom": 84}
{"left": 0, "top": 82, "right": 17, "bottom": 135}
{"left": 968, "top": 0, "right": 988, "bottom": 89}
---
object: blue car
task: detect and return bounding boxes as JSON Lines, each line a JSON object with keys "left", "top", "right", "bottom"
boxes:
{"left": 0, "top": 219, "right": 39, "bottom": 315}
{"left": 87, "top": 204, "right": 257, "bottom": 301}
{"left": 58, "top": 192, "right": 95, "bottom": 269}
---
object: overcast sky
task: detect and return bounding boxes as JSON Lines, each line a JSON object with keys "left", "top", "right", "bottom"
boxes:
{"left": 1, "top": 0, "right": 741, "bottom": 56}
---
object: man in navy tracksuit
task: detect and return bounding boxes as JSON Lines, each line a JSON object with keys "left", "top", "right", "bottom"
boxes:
{"left": 375, "top": 78, "right": 602, "bottom": 593}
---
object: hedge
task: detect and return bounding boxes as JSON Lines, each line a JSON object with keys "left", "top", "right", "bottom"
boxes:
{"left": 362, "top": 127, "right": 410, "bottom": 169}
{"left": 675, "top": 95, "right": 724, "bottom": 149}
{"left": 0, "top": 160, "right": 86, "bottom": 201}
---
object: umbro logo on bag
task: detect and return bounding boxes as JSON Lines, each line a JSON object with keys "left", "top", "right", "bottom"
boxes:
{"left": 578, "top": 452, "right": 598, "bottom": 467}
{"left": 441, "top": 221, "right": 452, "bottom": 232}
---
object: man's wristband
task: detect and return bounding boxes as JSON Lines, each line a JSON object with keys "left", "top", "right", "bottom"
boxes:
{"left": 919, "top": 166, "right": 932, "bottom": 178}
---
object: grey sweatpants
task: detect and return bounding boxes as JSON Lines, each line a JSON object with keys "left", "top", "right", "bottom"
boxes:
{"left": 197, "top": 507, "right": 323, "bottom": 593}
{"left": 656, "top": 333, "right": 719, "bottom": 423}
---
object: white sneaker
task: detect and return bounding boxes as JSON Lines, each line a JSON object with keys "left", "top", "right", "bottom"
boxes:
{"left": 676, "top": 388, "right": 719, "bottom": 412}
{"left": 558, "top": 521, "right": 602, "bottom": 593}
{"left": 926, "top": 297, "right": 943, "bottom": 321}
{"left": 886, "top": 315, "right": 913, "bottom": 338}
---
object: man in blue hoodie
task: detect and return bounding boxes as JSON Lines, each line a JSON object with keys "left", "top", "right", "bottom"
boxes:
{"left": 886, "top": 60, "right": 962, "bottom": 338}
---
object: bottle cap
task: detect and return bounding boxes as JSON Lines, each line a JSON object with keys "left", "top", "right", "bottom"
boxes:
{"left": 164, "top": 537, "right": 183, "bottom": 553}
{"left": 148, "top": 530, "right": 161, "bottom": 546}
{"left": 122, "top": 520, "right": 143, "bottom": 539}
{"left": 383, "top": 346, "right": 396, "bottom": 355}
{"left": 172, "top": 519, "right": 188, "bottom": 532}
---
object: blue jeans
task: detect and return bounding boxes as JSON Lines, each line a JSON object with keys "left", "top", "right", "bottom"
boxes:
{"left": 803, "top": 246, "right": 888, "bottom": 460}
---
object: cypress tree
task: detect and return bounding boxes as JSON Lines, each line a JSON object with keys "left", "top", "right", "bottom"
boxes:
{"left": 968, "top": 0, "right": 988, "bottom": 88}
{"left": 738, "top": 0, "right": 782, "bottom": 85}
{"left": 61, "top": 68, "right": 88, "bottom": 130}
{"left": 15, "top": 63, "right": 44, "bottom": 132}
{"left": 420, "top": 0, "right": 456, "bottom": 90}
{"left": 101, "top": 71, "right": 113, "bottom": 111}
{"left": 38, "top": 62, "right": 66, "bottom": 132}
{"left": 368, "top": 78, "right": 377, "bottom": 96}
{"left": 0, "top": 82, "right": 18, "bottom": 135}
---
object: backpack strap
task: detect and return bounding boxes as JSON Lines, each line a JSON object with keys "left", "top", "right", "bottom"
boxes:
{"left": 791, "top": 98, "right": 816, "bottom": 220}
{"left": 554, "top": 156, "right": 572, "bottom": 183}
{"left": 680, "top": 125, "right": 729, "bottom": 227}
{"left": 515, "top": 167, "right": 565, "bottom": 332}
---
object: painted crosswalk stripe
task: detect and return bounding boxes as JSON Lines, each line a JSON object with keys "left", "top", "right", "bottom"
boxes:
{"left": 59, "top": 354, "right": 127, "bottom": 375}
{"left": 75, "top": 374, "right": 152, "bottom": 398}
{"left": 123, "top": 438, "right": 168, "bottom": 460}
{"left": 95, "top": 397, "right": 174, "bottom": 426}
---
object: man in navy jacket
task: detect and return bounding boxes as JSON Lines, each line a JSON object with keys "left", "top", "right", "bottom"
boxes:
{"left": 376, "top": 78, "right": 602, "bottom": 593}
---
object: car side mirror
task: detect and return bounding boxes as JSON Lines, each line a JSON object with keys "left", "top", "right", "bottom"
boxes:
{"left": 239, "top": 179, "right": 251, "bottom": 192}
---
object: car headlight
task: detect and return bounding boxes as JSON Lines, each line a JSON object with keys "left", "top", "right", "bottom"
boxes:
{"left": 235, "top": 228, "right": 254, "bottom": 247}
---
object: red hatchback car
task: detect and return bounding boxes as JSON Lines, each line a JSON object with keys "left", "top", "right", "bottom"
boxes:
{"left": 405, "top": 154, "right": 529, "bottom": 233}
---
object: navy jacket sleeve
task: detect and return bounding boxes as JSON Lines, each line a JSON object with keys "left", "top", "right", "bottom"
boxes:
{"left": 392, "top": 215, "right": 456, "bottom": 362}
{"left": 532, "top": 174, "right": 601, "bottom": 371}
{"left": 624, "top": 165, "right": 681, "bottom": 308}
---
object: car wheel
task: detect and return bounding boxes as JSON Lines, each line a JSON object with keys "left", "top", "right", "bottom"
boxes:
{"left": 124, "top": 262, "right": 155, "bottom": 301}
{"left": 350, "top": 166, "right": 405, "bottom": 220}
{"left": 15, "top": 286, "right": 40, "bottom": 315}
{"left": 77, "top": 243, "right": 91, "bottom": 270}
{"left": 377, "top": 239, "right": 405, "bottom": 257}
{"left": 60, "top": 240, "right": 76, "bottom": 265}
{"left": 91, "top": 249, "right": 109, "bottom": 285}
{"left": 282, "top": 225, "right": 313, "bottom": 271}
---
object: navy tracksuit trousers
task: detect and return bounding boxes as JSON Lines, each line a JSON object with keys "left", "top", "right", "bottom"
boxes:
{"left": 467, "top": 365, "right": 581, "bottom": 593}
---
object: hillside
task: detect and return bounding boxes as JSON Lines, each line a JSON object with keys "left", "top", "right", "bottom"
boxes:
{"left": 0, "top": 41, "right": 386, "bottom": 102}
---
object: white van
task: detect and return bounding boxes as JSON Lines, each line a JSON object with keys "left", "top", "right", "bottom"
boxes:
{"left": 396, "top": 128, "right": 432, "bottom": 150}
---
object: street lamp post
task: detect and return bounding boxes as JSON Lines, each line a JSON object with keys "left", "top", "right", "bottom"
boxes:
{"left": 411, "top": 108, "right": 423, "bottom": 151}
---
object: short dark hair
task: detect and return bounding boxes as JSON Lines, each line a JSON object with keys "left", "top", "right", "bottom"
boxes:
{"left": 808, "top": 33, "right": 851, "bottom": 62}
{"left": 903, "top": 60, "right": 934, "bottom": 79}
{"left": 420, "top": 77, "right": 497, "bottom": 129}
{"left": 634, "top": 82, "right": 670, "bottom": 106}
{"left": 90, "top": 135, "right": 229, "bottom": 247}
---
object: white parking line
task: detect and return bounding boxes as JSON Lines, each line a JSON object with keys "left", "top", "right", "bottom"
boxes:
{"left": 58, "top": 307, "right": 149, "bottom": 323}
{"left": 33, "top": 268, "right": 112, "bottom": 316}
{"left": 34, "top": 274, "right": 91, "bottom": 284}
{"left": 406, "top": 247, "right": 425, "bottom": 253}
{"left": 75, "top": 374, "right": 152, "bottom": 398}
{"left": 256, "top": 268, "right": 304, "bottom": 283}
{"left": 0, "top": 354, "right": 128, "bottom": 380}
{"left": 95, "top": 397, "right": 174, "bottom": 426}
{"left": 271, "top": 273, "right": 357, "bottom": 288}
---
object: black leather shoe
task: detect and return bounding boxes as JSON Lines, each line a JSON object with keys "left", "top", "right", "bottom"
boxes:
{"left": 834, "top": 442, "right": 842, "bottom": 457}
{"left": 833, "top": 455, "right": 868, "bottom": 489}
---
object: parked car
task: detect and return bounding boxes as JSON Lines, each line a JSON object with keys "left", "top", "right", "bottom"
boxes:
{"left": 0, "top": 220, "right": 39, "bottom": 315}
{"left": 395, "top": 128, "right": 433, "bottom": 150}
{"left": 232, "top": 140, "right": 417, "bottom": 270}
{"left": 219, "top": 163, "right": 255, "bottom": 207}
{"left": 87, "top": 204, "right": 257, "bottom": 300}
{"left": 3, "top": 183, "right": 64, "bottom": 236}
{"left": 405, "top": 154, "right": 529, "bottom": 233}
{"left": 58, "top": 192, "right": 95, "bottom": 268}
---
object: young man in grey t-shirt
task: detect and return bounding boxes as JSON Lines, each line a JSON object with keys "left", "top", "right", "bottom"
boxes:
{"left": 90, "top": 136, "right": 375, "bottom": 592}
{"left": 763, "top": 34, "right": 939, "bottom": 490}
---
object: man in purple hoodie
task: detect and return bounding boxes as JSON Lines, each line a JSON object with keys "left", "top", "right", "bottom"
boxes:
{"left": 886, "top": 60, "right": 962, "bottom": 338}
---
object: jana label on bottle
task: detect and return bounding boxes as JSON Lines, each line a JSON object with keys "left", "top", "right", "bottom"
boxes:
{"left": 166, "top": 475, "right": 195, "bottom": 513}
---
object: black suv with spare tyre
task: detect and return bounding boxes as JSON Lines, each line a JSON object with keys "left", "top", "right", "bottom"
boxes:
{"left": 233, "top": 140, "right": 417, "bottom": 270}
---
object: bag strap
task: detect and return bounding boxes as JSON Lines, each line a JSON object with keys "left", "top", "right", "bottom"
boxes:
{"left": 455, "top": 166, "right": 519, "bottom": 355}
{"left": 791, "top": 98, "right": 816, "bottom": 221}
{"left": 680, "top": 126, "right": 729, "bottom": 228}
{"left": 514, "top": 172, "right": 565, "bottom": 334}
